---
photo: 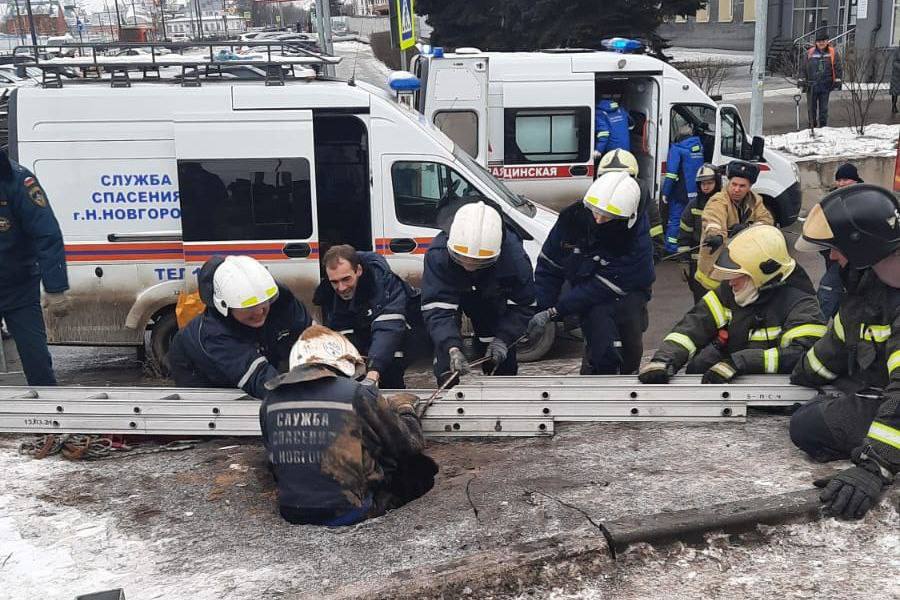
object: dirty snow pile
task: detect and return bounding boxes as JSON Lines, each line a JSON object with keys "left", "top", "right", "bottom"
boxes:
{"left": 766, "top": 124, "right": 900, "bottom": 160}
{"left": 666, "top": 47, "right": 753, "bottom": 66}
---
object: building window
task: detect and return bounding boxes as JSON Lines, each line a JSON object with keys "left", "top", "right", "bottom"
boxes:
{"left": 718, "top": 0, "right": 733, "bottom": 22}
{"left": 793, "top": 0, "right": 829, "bottom": 39}
{"left": 391, "top": 161, "right": 485, "bottom": 228}
{"left": 503, "top": 107, "right": 591, "bottom": 165}
{"left": 695, "top": 6, "right": 710, "bottom": 22}
{"left": 744, "top": 0, "right": 756, "bottom": 22}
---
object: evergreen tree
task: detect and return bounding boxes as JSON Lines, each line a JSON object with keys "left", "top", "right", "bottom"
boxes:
{"left": 416, "top": 0, "right": 705, "bottom": 53}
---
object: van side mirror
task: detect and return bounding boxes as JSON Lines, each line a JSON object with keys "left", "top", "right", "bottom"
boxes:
{"left": 751, "top": 136, "right": 765, "bottom": 161}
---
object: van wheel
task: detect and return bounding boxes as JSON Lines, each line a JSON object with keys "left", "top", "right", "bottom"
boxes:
{"left": 149, "top": 309, "right": 178, "bottom": 378}
{"left": 517, "top": 324, "right": 556, "bottom": 363}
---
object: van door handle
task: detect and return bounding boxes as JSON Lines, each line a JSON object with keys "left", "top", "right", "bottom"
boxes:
{"left": 570, "top": 165, "right": 589, "bottom": 176}
{"left": 389, "top": 238, "right": 418, "bottom": 254}
{"left": 282, "top": 242, "right": 311, "bottom": 258}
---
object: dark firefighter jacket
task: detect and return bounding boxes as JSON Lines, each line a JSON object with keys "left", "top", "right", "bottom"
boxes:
{"left": 260, "top": 364, "right": 435, "bottom": 523}
{"left": 168, "top": 256, "right": 313, "bottom": 399}
{"left": 791, "top": 269, "right": 900, "bottom": 473}
{"left": 651, "top": 266, "right": 825, "bottom": 375}
{"left": 421, "top": 229, "right": 536, "bottom": 358}
{"left": 677, "top": 177, "right": 723, "bottom": 280}
{"left": 535, "top": 202, "right": 655, "bottom": 317}
{"left": 0, "top": 154, "right": 68, "bottom": 311}
{"left": 313, "top": 251, "right": 419, "bottom": 375}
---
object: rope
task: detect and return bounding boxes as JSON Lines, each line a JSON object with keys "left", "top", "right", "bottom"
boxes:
{"left": 18, "top": 434, "right": 198, "bottom": 460}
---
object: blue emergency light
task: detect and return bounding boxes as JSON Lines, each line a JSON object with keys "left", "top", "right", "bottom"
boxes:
{"left": 432, "top": 47, "right": 444, "bottom": 58}
{"left": 388, "top": 71, "right": 421, "bottom": 92}
{"left": 601, "top": 38, "right": 644, "bottom": 53}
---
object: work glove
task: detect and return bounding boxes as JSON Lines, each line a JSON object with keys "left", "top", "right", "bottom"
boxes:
{"left": 485, "top": 338, "right": 508, "bottom": 367}
{"left": 798, "top": 78, "right": 807, "bottom": 91}
{"left": 702, "top": 234, "right": 724, "bottom": 252}
{"left": 638, "top": 360, "right": 673, "bottom": 384}
{"left": 527, "top": 308, "right": 556, "bottom": 339}
{"left": 660, "top": 195, "right": 668, "bottom": 205}
{"left": 814, "top": 459, "right": 890, "bottom": 520}
{"left": 833, "top": 78, "right": 842, "bottom": 90}
{"left": 728, "top": 222, "right": 750, "bottom": 237}
{"left": 702, "top": 360, "right": 738, "bottom": 384}
{"left": 42, "top": 291, "right": 70, "bottom": 318}
{"left": 448, "top": 347, "right": 470, "bottom": 376}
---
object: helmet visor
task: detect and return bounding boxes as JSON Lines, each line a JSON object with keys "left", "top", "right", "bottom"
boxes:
{"left": 795, "top": 204, "right": 836, "bottom": 253}
{"left": 583, "top": 197, "right": 627, "bottom": 221}
{"left": 449, "top": 249, "right": 499, "bottom": 271}
{"left": 709, "top": 245, "right": 747, "bottom": 281}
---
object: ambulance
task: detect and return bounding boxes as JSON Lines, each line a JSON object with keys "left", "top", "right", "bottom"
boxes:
{"left": 7, "top": 47, "right": 558, "bottom": 367}
{"left": 411, "top": 45, "right": 802, "bottom": 222}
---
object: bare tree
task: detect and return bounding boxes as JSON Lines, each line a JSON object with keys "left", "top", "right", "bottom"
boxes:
{"left": 842, "top": 46, "right": 889, "bottom": 135}
{"left": 676, "top": 59, "right": 730, "bottom": 97}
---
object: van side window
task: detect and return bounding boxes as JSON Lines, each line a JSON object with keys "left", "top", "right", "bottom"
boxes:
{"left": 391, "top": 161, "right": 486, "bottom": 228}
{"left": 503, "top": 107, "right": 590, "bottom": 164}
{"left": 177, "top": 158, "right": 313, "bottom": 242}
{"left": 719, "top": 107, "right": 747, "bottom": 159}
{"left": 434, "top": 110, "right": 479, "bottom": 158}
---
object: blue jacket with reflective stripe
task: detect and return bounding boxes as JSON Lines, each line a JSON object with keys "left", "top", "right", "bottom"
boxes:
{"left": 421, "top": 229, "right": 536, "bottom": 357}
{"left": 0, "top": 155, "right": 68, "bottom": 310}
{"left": 535, "top": 202, "right": 655, "bottom": 317}
{"left": 169, "top": 257, "right": 313, "bottom": 399}
{"left": 314, "top": 251, "right": 419, "bottom": 374}
{"left": 661, "top": 136, "right": 705, "bottom": 201}
{"left": 594, "top": 100, "right": 631, "bottom": 154}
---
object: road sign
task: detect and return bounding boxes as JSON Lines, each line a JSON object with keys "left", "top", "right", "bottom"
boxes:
{"left": 390, "top": 0, "right": 416, "bottom": 51}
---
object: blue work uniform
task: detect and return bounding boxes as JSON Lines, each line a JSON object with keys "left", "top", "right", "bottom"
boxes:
{"left": 594, "top": 100, "right": 631, "bottom": 155}
{"left": 661, "top": 136, "right": 705, "bottom": 253}
{"left": 0, "top": 155, "right": 68, "bottom": 385}
{"left": 313, "top": 251, "right": 420, "bottom": 389}
{"left": 168, "top": 256, "right": 313, "bottom": 399}
{"left": 535, "top": 203, "right": 655, "bottom": 374}
{"left": 421, "top": 229, "right": 536, "bottom": 384}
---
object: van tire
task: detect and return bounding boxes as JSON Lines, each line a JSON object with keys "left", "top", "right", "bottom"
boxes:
{"left": 149, "top": 309, "right": 178, "bottom": 378}
{"left": 517, "top": 324, "right": 556, "bottom": 363}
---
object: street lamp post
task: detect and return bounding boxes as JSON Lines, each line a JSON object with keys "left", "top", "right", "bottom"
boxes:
{"left": 23, "top": 0, "right": 38, "bottom": 47}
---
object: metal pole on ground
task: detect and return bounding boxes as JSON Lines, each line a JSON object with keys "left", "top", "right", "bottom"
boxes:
{"left": 320, "top": 0, "right": 334, "bottom": 76}
{"left": 748, "top": 0, "right": 769, "bottom": 137}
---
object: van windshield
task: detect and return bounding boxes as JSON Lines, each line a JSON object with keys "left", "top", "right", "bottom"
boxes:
{"left": 452, "top": 145, "right": 528, "bottom": 211}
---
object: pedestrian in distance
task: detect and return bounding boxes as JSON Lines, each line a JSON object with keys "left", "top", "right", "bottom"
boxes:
{"left": 260, "top": 325, "right": 437, "bottom": 526}
{"left": 313, "top": 244, "right": 420, "bottom": 390}
{"left": 890, "top": 45, "right": 900, "bottom": 115}
{"left": 661, "top": 125, "right": 706, "bottom": 254}
{"left": 421, "top": 201, "right": 536, "bottom": 386}
{"left": 789, "top": 184, "right": 899, "bottom": 520}
{"left": 639, "top": 224, "right": 825, "bottom": 384}
{"left": 799, "top": 29, "right": 842, "bottom": 129}
{"left": 530, "top": 171, "right": 655, "bottom": 375}
{"left": 817, "top": 163, "right": 863, "bottom": 319}
{"left": 695, "top": 160, "right": 774, "bottom": 294}
{"left": 0, "top": 150, "right": 69, "bottom": 385}
{"left": 677, "top": 163, "right": 723, "bottom": 303}
{"left": 168, "top": 255, "right": 313, "bottom": 399}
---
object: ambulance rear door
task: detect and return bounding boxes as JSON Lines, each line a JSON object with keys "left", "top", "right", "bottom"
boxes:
{"left": 422, "top": 55, "right": 489, "bottom": 164}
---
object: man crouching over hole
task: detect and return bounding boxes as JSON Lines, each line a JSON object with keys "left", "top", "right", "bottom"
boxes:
{"left": 260, "top": 324, "right": 438, "bottom": 526}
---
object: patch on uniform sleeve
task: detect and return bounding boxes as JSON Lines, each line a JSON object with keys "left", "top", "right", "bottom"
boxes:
{"left": 27, "top": 181, "right": 47, "bottom": 208}
{"left": 0, "top": 216, "right": 10, "bottom": 232}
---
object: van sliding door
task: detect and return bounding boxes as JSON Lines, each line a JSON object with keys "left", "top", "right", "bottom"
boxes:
{"left": 174, "top": 110, "right": 321, "bottom": 306}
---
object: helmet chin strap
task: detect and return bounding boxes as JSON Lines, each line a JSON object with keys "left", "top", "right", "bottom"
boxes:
{"left": 872, "top": 252, "right": 900, "bottom": 288}
{"left": 733, "top": 280, "right": 760, "bottom": 307}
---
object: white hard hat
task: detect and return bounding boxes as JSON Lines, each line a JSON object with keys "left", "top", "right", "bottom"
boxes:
{"left": 288, "top": 324, "right": 365, "bottom": 378}
{"left": 211, "top": 255, "right": 279, "bottom": 317}
{"left": 447, "top": 201, "right": 503, "bottom": 270}
{"left": 597, "top": 149, "right": 639, "bottom": 177}
{"left": 583, "top": 171, "right": 642, "bottom": 228}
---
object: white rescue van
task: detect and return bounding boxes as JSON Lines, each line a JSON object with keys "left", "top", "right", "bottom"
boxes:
{"left": 8, "top": 47, "right": 557, "bottom": 364}
{"left": 411, "top": 47, "right": 801, "bottom": 222}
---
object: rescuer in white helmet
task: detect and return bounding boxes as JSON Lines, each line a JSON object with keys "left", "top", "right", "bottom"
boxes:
{"left": 260, "top": 324, "right": 438, "bottom": 526}
{"left": 168, "top": 255, "right": 313, "bottom": 398}
{"left": 421, "top": 201, "right": 536, "bottom": 385}
{"left": 529, "top": 171, "right": 655, "bottom": 374}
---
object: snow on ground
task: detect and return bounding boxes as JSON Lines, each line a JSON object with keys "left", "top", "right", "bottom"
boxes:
{"left": 766, "top": 124, "right": 900, "bottom": 160}
{"left": 333, "top": 40, "right": 391, "bottom": 86}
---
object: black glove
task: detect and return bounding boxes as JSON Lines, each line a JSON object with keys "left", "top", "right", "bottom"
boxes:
{"left": 638, "top": 361, "right": 673, "bottom": 384}
{"left": 703, "top": 234, "right": 724, "bottom": 251}
{"left": 485, "top": 338, "right": 509, "bottom": 366}
{"left": 728, "top": 222, "right": 750, "bottom": 237}
{"left": 701, "top": 360, "right": 737, "bottom": 384}
{"left": 814, "top": 460, "right": 889, "bottom": 519}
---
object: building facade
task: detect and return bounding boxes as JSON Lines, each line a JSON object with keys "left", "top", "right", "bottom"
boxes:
{"left": 659, "top": 0, "right": 896, "bottom": 51}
